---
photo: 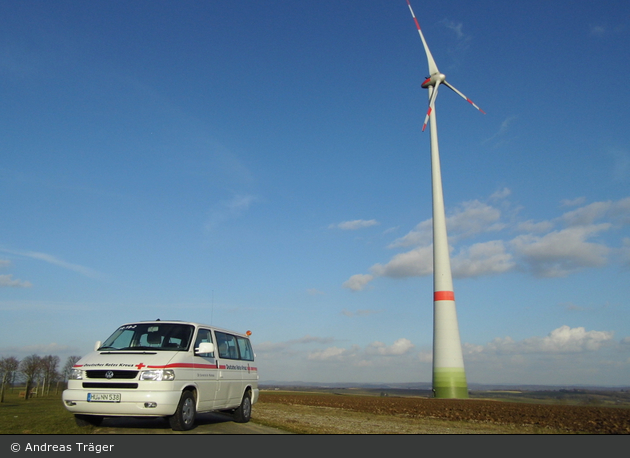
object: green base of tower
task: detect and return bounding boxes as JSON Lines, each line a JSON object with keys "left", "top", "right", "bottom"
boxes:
{"left": 433, "top": 367, "right": 469, "bottom": 399}
{"left": 433, "top": 385, "right": 469, "bottom": 399}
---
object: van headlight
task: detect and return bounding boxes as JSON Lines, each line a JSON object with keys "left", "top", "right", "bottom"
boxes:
{"left": 139, "top": 369, "right": 175, "bottom": 381}
{"left": 69, "top": 369, "right": 83, "bottom": 380}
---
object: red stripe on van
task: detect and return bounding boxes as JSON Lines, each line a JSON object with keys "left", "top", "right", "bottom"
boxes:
{"left": 147, "top": 363, "right": 218, "bottom": 369}
{"left": 143, "top": 363, "right": 256, "bottom": 370}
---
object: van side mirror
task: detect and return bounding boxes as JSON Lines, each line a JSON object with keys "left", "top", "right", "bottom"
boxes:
{"left": 196, "top": 342, "right": 215, "bottom": 355}
{"left": 94, "top": 341, "right": 102, "bottom": 351}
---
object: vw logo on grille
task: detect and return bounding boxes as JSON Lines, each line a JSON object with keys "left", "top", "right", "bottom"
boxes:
{"left": 105, "top": 370, "right": 114, "bottom": 379}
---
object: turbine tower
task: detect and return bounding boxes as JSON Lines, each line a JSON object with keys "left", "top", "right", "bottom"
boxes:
{"left": 406, "top": 0, "right": 485, "bottom": 399}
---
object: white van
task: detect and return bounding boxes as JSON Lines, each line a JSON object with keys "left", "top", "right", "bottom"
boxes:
{"left": 62, "top": 320, "right": 259, "bottom": 431}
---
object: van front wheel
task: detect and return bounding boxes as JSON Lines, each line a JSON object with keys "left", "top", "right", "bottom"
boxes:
{"left": 232, "top": 392, "right": 251, "bottom": 423}
{"left": 169, "top": 391, "right": 196, "bottom": 431}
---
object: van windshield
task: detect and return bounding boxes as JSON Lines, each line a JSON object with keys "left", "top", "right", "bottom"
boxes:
{"left": 99, "top": 323, "right": 194, "bottom": 351}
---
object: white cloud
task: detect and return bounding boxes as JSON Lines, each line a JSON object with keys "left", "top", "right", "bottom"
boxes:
{"left": 447, "top": 200, "right": 504, "bottom": 240}
{"left": 560, "top": 197, "right": 630, "bottom": 226}
{"left": 370, "top": 245, "right": 433, "bottom": 279}
{"left": 342, "top": 273, "right": 374, "bottom": 291}
{"left": 26, "top": 251, "right": 101, "bottom": 279}
{"left": 451, "top": 240, "right": 515, "bottom": 278}
{"left": 342, "top": 194, "right": 629, "bottom": 289}
{"left": 367, "top": 338, "right": 414, "bottom": 356}
{"left": 620, "top": 237, "right": 630, "bottom": 267}
{"left": 490, "top": 187, "right": 512, "bottom": 201}
{"left": 205, "top": 193, "right": 259, "bottom": 231}
{"left": 307, "top": 346, "right": 348, "bottom": 361}
{"left": 438, "top": 19, "right": 472, "bottom": 55}
{"left": 0, "top": 274, "right": 32, "bottom": 288}
{"left": 0, "top": 249, "right": 100, "bottom": 280}
{"left": 0, "top": 259, "right": 32, "bottom": 287}
{"left": 471, "top": 326, "right": 614, "bottom": 355}
{"left": 262, "top": 336, "right": 416, "bottom": 367}
{"left": 561, "top": 201, "right": 612, "bottom": 226}
{"left": 417, "top": 350, "right": 433, "bottom": 363}
{"left": 226, "top": 194, "right": 258, "bottom": 212}
{"left": 483, "top": 117, "right": 517, "bottom": 145}
{"left": 589, "top": 24, "right": 606, "bottom": 37}
{"left": 442, "top": 20, "right": 465, "bottom": 39}
{"left": 609, "top": 197, "right": 630, "bottom": 225}
{"left": 561, "top": 197, "right": 586, "bottom": 207}
{"left": 365, "top": 239, "right": 513, "bottom": 282}
{"left": 389, "top": 200, "right": 503, "bottom": 248}
{"left": 329, "top": 219, "right": 379, "bottom": 230}
{"left": 512, "top": 224, "right": 611, "bottom": 277}
{"left": 516, "top": 220, "right": 554, "bottom": 233}
{"left": 306, "top": 338, "right": 414, "bottom": 363}
{"left": 388, "top": 219, "right": 432, "bottom": 248}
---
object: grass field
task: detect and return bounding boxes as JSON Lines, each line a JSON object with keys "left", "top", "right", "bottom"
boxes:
{"left": 2, "top": 387, "right": 629, "bottom": 434}
{"left": 0, "top": 390, "right": 96, "bottom": 435}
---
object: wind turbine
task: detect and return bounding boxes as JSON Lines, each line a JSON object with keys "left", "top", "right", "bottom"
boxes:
{"left": 406, "top": 0, "right": 484, "bottom": 399}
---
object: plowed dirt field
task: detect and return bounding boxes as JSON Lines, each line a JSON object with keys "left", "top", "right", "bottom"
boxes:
{"left": 255, "top": 392, "right": 630, "bottom": 434}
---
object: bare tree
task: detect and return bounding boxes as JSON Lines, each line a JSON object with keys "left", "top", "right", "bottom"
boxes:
{"left": 0, "top": 356, "right": 20, "bottom": 403}
{"left": 19, "top": 354, "right": 42, "bottom": 400}
{"left": 62, "top": 356, "right": 81, "bottom": 381}
{"left": 40, "top": 355, "right": 60, "bottom": 395}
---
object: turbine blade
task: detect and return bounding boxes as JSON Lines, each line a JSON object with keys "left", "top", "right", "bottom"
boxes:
{"left": 422, "top": 83, "right": 440, "bottom": 132}
{"left": 406, "top": 0, "right": 439, "bottom": 76}
{"left": 443, "top": 80, "right": 486, "bottom": 114}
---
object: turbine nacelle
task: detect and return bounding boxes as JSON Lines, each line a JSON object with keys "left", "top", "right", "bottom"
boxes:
{"left": 406, "top": 0, "right": 485, "bottom": 131}
{"left": 421, "top": 73, "right": 446, "bottom": 89}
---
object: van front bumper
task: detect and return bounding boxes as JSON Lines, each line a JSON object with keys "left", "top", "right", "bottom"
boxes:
{"left": 62, "top": 389, "right": 182, "bottom": 417}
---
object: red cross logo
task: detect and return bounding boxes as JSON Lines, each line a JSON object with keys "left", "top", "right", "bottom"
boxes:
{"left": 136, "top": 362, "right": 146, "bottom": 370}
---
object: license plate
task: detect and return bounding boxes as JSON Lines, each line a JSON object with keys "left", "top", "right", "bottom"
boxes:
{"left": 87, "top": 393, "right": 121, "bottom": 403}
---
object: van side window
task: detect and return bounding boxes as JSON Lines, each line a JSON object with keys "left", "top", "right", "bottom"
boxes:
{"left": 194, "top": 329, "right": 214, "bottom": 357}
{"left": 236, "top": 337, "right": 254, "bottom": 361}
{"left": 215, "top": 331, "right": 239, "bottom": 360}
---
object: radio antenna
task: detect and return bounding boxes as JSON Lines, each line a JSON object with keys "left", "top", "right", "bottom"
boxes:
{"left": 211, "top": 290, "right": 214, "bottom": 325}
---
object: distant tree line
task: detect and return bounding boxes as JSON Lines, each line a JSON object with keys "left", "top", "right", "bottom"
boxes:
{"left": 0, "top": 354, "right": 81, "bottom": 401}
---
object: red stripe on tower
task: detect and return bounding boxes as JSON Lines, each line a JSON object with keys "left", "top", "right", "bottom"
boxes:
{"left": 434, "top": 291, "right": 455, "bottom": 301}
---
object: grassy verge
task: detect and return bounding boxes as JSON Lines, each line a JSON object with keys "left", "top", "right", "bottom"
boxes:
{"left": 0, "top": 390, "right": 95, "bottom": 434}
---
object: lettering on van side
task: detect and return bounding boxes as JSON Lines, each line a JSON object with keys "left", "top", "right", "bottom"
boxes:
{"left": 225, "top": 364, "right": 248, "bottom": 371}
{"left": 76, "top": 363, "right": 138, "bottom": 368}
{"left": 224, "top": 364, "right": 258, "bottom": 372}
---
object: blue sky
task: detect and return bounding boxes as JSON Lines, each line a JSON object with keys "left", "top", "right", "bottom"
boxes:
{"left": 1, "top": 0, "right": 629, "bottom": 386}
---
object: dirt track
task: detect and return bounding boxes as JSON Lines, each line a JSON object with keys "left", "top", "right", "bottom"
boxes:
{"left": 257, "top": 393, "right": 630, "bottom": 434}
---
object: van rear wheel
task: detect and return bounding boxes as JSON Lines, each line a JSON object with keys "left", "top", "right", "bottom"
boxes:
{"left": 169, "top": 390, "right": 196, "bottom": 431}
{"left": 232, "top": 391, "right": 252, "bottom": 423}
